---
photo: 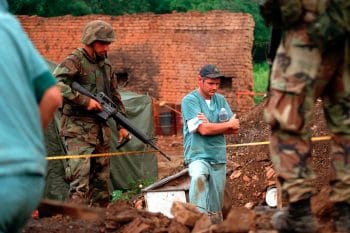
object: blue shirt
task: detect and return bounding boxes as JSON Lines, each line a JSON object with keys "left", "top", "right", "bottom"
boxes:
{"left": 0, "top": 4, "right": 57, "bottom": 176}
{"left": 181, "top": 89, "right": 233, "bottom": 165}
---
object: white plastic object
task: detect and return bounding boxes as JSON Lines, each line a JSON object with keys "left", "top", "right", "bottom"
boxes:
{"left": 265, "top": 186, "right": 277, "bottom": 207}
{"left": 219, "top": 107, "right": 228, "bottom": 122}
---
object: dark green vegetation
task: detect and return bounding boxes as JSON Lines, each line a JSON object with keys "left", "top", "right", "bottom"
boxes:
{"left": 111, "top": 178, "right": 155, "bottom": 202}
{"left": 253, "top": 62, "right": 269, "bottom": 104}
{"left": 10, "top": 0, "right": 271, "bottom": 99}
{"left": 8, "top": 0, "right": 270, "bottom": 63}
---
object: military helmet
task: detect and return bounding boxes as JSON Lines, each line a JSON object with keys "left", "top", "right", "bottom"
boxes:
{"left": 81, "top": 20, "right": 115, "bottom": 45}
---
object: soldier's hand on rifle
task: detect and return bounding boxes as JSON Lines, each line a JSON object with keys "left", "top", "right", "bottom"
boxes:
{"left": 118, "top": 128, "right": 130, "bottom": 143}
{"left": 86, "top": 98, "right": 103, "bottom": 111}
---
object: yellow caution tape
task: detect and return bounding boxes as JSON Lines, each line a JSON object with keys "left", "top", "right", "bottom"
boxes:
{"left": 227, "top": 135, "right": 331, "bottom": 148}
{"left": 311, "top": 136, "right": 331, "bottom": 141}
{"left": 46, "top": 136, "right": 332, "bottom": 160}
{"left": 47, "top": 149, "right": 159, "bottom": 160}
{"left": 227, "top": 141, "right": 269, "bottom": 148}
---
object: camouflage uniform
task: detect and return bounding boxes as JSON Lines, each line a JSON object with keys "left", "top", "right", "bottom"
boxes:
{"left": 53, "top": 20, "right": 126, "bottom": 207}
{"left": 263, "top": 0, "right": 350, "bottom": 206}
{"left": 261, "top": 1, "right": 350, "bottom": 231}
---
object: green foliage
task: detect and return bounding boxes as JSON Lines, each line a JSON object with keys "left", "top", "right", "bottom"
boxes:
{"left": 7, "top": 0, "right": 270, "bottom": 63}
{"left": 169, "top": 0, "right": 220, "bottom": 12}
{"left": 8, "top": 0, "right": 93, "bottom": 16}
{"left": 8, "top": 0, "right": 41, "bottom": 15}
{"left": 149, "top": 0, "right": 172, "bottom": 14}
{"left": 66, "top": 1, "right": 92, "bottom": 16}
{"left": 111, "top": 190, "right": 129, "bottom": 202}
{"left": 8, "top": 0, "right": 152, "bottom": 16}
{"left": 253, "top": 62, "right": 269, "bottom": 104}
{"left": 111, "top": 177, "right": 155, "bottom": 202}
{"left": 98, "top": 0, "right": 151, "bottom": 15}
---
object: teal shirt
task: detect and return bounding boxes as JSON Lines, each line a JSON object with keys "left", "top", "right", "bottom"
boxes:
{"left": 0, "top": 5, "right": 57, "bottom": 176}
{"left": 181, "top": 90, "right": 233, "bottom": 165}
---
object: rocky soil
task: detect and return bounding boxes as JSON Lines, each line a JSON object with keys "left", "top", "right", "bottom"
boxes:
{"left": 23, "top": 99, "right": 339, "bottom": 232}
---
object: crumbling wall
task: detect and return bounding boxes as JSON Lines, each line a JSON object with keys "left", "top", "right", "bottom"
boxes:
{"left": 18, "top": 11, "right": 254, "bottom": 114}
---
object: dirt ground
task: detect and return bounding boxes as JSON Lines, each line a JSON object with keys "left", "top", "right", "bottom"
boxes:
{"left": 23, "top": 99, "right": 339, "bottom": 232}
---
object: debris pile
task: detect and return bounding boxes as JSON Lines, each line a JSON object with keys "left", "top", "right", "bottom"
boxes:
{"left": 23, "top": 100, "right": 339, "bottom": 232}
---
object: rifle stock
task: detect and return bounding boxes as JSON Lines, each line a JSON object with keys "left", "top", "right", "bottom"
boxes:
{"left": 71, "top": 81, "right": 171, "bottom": 161}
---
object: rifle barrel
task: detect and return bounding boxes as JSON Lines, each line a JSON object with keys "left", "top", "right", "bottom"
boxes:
{"left": 112, "top": 113, "right": 171, "bottom": 161}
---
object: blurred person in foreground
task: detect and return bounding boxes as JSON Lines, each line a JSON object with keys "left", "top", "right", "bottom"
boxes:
{"left": 260, "top": 0, "right": 350, "bottom": 232}
{"left": 0, "top": 0, "right": 62, "bottom": 232}
{"left": 181, "top": 64, "right": 240, "bottom": 223}
{"left": 53, "top": 20, "right": 129, "bottom": 207}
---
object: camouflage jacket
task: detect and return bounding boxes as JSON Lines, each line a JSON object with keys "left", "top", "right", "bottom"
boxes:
{"left": 54, "top": 48, "right": 126, "bottom": 130}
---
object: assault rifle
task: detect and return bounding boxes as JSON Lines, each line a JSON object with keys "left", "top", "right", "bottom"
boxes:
{"left": 71, "top": 81, "right": 171, "bottom": 161}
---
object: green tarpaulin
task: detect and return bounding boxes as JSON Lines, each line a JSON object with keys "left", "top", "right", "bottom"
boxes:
{"left": 109, "top": 91, "right": 158, "bottom": 190}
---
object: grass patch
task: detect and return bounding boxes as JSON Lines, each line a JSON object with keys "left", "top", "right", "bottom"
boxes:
{"left": 253, "top": 62, "right": 269, "bottom": 104}
{"left": 111, "top": 178, "right": 155, "bottom": 202}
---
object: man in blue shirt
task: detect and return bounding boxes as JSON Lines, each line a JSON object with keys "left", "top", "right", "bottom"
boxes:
{"left": 0, "top": 1, "right": 62, "bottom": 232}
{"left": 181, "top": 64, "right": 240, "bottom": 223}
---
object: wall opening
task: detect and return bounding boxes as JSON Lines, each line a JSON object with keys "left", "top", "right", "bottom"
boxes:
{"left": 115, "top": 72, "right": 129, "bottom": 88}
{"left": 220, "top": 76, "right": 232, "bottom": 90}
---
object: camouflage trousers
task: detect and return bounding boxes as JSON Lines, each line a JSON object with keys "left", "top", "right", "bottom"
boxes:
{"left": 264, "top": 24, "right": 350, "bottom": 203}
{"left": 61, "top": 116, "right": 112, "bottom": 207}
{"left": 65, "top": 137, "right": 110, "bottom": 207}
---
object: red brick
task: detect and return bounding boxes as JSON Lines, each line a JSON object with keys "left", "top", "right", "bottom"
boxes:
{"left": 17, "top": 11, "right": 255, "bottom": 114}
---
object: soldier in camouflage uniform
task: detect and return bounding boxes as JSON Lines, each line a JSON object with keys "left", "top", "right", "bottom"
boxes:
{"left": 53, "top": 20, "right": 129, "bottom": 207}
{"left": 260, "top": 0, "right": 350, "bottom": 232}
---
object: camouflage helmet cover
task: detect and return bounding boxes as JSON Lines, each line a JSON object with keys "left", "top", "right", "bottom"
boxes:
{"left": 81, "top": 20, "right": 115, "bottom": 45}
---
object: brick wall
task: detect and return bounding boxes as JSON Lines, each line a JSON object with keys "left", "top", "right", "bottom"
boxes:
{"left": 17, "top": 11, "right": 255, "bottom": 114}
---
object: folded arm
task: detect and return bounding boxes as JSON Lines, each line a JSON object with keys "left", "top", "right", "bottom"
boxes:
{"left": 197, "top": 113, "right": 240, "bottom": 136}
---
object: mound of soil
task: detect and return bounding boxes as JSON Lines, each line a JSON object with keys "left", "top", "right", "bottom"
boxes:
{"left": 23, "top": 99, "right": 338, "bottom": 232}
{"left": 226, "top": 98, "right": 332, "bottom": 208}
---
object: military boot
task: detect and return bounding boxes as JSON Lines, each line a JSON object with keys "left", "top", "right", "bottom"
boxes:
{"left": 334, "top": 202, "right": 350, "bottom": 233}
{"left": 271, "top": 198, "right": 318, "bottom": 233}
